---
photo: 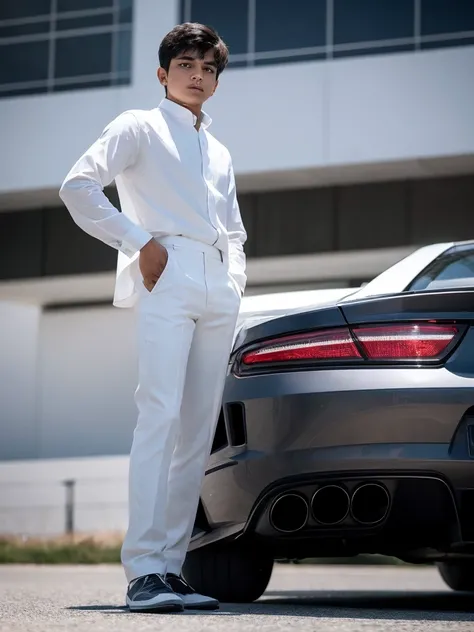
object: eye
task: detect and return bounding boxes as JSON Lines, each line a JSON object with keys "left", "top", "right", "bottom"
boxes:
{"left": 205, "top": 67, "right": 215, "bottom": 73}
{"left": 179, "top": 62, "right": 192, "bottom": 69}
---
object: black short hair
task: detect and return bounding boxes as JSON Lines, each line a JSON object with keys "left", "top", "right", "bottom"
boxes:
{"left": 159, "top": 22, "right": 229, "bottom": 78}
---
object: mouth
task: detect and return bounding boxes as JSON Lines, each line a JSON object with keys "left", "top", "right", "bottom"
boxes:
{"left": 188, "top": 86, "right": 204, "bottom": 92}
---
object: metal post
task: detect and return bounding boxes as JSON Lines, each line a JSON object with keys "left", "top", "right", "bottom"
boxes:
{"left": 63, "top": 479, "right": 76, "bottom": 535}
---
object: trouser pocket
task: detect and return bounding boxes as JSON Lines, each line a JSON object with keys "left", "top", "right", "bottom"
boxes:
{"left": 147, "top": 245, "right": 174, "bottom": 295}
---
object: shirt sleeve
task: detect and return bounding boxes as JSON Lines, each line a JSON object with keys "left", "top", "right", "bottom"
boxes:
{"left": 227, "top": 159, "right": 247, "bottom": 295}
{"left": 59, "top": 110, "right": 153, "bottom": 258}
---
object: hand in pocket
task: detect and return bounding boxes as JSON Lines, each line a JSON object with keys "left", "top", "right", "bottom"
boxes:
{"left": 139, "top": 240, "right": 169, "bottom": 292}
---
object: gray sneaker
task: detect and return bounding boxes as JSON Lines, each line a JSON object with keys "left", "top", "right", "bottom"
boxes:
{"left": 166, "top": 573, "right": 219, "bottom": 610}
{"left": 126, "top": 573, "right": 184, "bottom": 612}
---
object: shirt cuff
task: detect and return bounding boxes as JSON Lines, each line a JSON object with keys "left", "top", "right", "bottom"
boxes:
{"left": 119, "top": 225, "right": 153, "bottom": 257}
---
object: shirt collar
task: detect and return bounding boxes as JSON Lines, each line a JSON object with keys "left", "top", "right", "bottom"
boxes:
{"left": 158, "top": 97, "right": 212, "bottom": 130}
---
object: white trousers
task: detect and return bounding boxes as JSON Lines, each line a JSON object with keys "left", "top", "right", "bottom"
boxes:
{"left": 121, "top": 235, "right": 241, "bottom": 583}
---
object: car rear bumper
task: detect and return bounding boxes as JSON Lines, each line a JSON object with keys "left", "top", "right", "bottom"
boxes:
{"left": 194, "top": 367, "right": 474, "bottom": 553}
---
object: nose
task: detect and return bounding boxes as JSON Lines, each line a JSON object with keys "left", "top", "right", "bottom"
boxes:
{"left": 191, "top": 72, "right": 203, "bottom": 83}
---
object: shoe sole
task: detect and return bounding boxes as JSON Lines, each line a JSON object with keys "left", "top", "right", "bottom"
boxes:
{"left": 127, "top": 596, "right": 184, "bottom": 613}
{"left": 183, "top": 601, "right": 220, "bottom": 611}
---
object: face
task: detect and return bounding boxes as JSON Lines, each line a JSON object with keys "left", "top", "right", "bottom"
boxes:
{"left": 158, "top": 49, "right": 219, "bottom": 115}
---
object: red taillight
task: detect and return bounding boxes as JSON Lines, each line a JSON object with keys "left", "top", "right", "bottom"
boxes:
{"left": 239, "top": 322, "right": 460, "bottom": 369}
{"left": 353, "top": 323, "right": 458, "bottom": 359}
{"left": 241, "top": 328, "right": 361, "bottom": 365}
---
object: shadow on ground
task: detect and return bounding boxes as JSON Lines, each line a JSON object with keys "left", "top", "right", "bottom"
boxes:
{"left": 68, "top": 590, "right": 474, "bottom": 621}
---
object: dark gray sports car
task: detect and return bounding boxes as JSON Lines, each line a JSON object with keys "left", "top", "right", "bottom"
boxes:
{"left": 183, "top": 240, "right": 474, "bottom": 602}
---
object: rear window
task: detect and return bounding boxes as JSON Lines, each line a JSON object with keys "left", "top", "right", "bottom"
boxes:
{"left": 407, "top": 248, "right": 474, "bottom": 292}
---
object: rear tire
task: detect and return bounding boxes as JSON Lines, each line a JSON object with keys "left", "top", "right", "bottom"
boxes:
{"left": 182, "top": 539, "right": 274, "bottom": 603}
{"left": 437, "top": 562, "right": 474, "bottom": 591}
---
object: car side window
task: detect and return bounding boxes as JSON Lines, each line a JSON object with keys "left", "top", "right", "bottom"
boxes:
{"left": 408, "top": 251, "right": 474, "bottom": 292}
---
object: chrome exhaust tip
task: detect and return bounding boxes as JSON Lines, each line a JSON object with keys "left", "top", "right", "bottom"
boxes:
{"left": 269, "top": 492, "right": 309, "bottom": 533}
{"left": 350, "top": 482, "right": 390, "bottom": 525}
{"left": 311, "top": 484, "right": 350, "bottom": 526}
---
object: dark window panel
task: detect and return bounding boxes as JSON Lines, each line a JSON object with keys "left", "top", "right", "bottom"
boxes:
{"left": 334, "top": 0, "right": 414, "bottom": 45}
{"left": 420, "top": 37, "right": 474, "bottom": 51}
{"left": 421, "top": 0, "right": 474, "bottom": 36}
{"left": 114, "top": 28, "right": 132, "bottom": 73}
{"left": 0, "top": 210, "right": 43, "bottom": 280}
{"left": 410, "top": 176, "right": 474, "bottom": 244}
{"left": 119, "top": 0, "right": 133, "bottom": 23}
{"left": 336, "top": 182, "right": 408, "bottom": 251}
{"left": 255, "top": 52, "right": 325, "bottom": 66}
{"left": 254, "top": 188, "right": 335, "bottom": 257}
{"left": 2, "top": 177, "right": 474, "bottom": 282}
{"left": 0, "top": 40, "right": 49, "bottom": 84}
{"left": 0, "top": 0, "right": 51, "bottom": 21}
{"left": 44, "top": 206, "right": 117, "bottom": 276}
{"left": 57, "top": 0, "right": 113, "bottom": 13}
{"left": 56, "top": 13, "right": 114, "bottom": 30}
{"left": 52, "top": 78, "right": 112, "bottom": 91}
{"left": 54, "top": 32, "right": 112, "bottom": 78}
{"left": 0, "top": 85, "right": 48, "bottom": 97}
{"left": 333, "top": 43, "right": 414, "bottom": 58}
{"left": 190, "top": 0, "right": 249, "bottom": 55}
{"left": 0, "top": 20, "right": 50, "bottom": 38}
{"left": 255, "top": 0, "right": 326, "bottom": 52}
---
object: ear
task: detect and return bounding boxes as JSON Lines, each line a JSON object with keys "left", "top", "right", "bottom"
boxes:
{"left": 157, "top": 67, "right": 168, "bottom": 86}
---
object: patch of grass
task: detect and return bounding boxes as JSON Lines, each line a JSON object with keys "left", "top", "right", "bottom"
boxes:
{"left": 0, "top": 534, "right": 122, "bottom": 564}
{"left": 0, "top": 535, "right": 426, "bottom": 566}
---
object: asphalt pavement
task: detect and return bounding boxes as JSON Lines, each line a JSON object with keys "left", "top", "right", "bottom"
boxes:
{"left": 1, "top": 563, "right": 473, "bottom": 632}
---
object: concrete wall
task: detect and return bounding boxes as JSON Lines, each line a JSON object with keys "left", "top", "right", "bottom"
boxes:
{"left": 0, "top": 0, "right": 473, "bottom": 196}
{"left": 0, "top": 301, "right": 138, "bottom": 463}
{"left": 37, "top": 305, "right": 138, "bottom": 459}
{"left": 0, "top": 301, "right": 40, "bottom": 460}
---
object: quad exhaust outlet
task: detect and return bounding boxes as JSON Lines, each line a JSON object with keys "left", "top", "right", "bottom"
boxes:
{"left": 268, "top": 481, "right": 391, "bottom": 533}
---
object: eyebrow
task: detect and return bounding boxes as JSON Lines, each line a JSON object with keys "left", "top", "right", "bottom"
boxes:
{"left": 176, "top": 55, "right": 217, "bottom": 67}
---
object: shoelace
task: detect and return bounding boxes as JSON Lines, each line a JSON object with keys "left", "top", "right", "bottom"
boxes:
{"left": 167, "top": 574, "right": 194, "bottom": 594}
{"left": 141, "top": 573, "right": 173, "bottom": 592}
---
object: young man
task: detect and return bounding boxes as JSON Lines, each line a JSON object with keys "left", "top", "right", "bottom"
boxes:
{"left": 59, "top": 23, "right": 246, "bottom": 612}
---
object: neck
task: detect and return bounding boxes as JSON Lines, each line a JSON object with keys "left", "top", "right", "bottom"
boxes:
{"left": 166, "top": 95, "right": 202, "bottom": 124}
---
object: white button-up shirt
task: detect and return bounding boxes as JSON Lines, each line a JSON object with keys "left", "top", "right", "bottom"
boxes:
{"left": 59, "top": 98, "right": 247, "bottom": 308}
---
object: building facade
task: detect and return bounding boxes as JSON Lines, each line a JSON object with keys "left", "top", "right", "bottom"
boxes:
{"left": 1, "top": 0, "right": 473, "bottom": 461}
